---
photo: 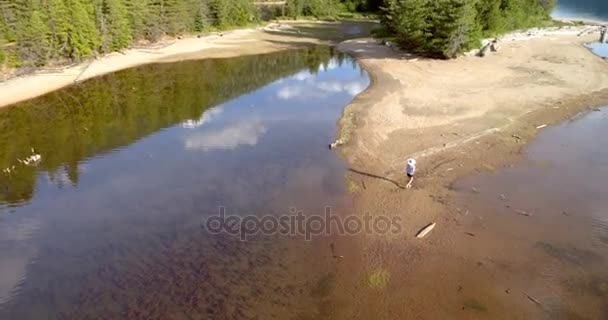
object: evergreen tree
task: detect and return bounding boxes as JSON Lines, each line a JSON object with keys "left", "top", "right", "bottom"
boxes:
{"left": 15, "top": 0, "right": 51, "bottom": 66}
{"left": 65, "top": 0, "right": 101, "bottom": 58}
{"left": 286, "top": 0, "right": 305, "bottom": 19}
{"left": 125, "top": 0, "right": 149, "bottom": 41}
{"left": 382, "top": 0, "right": 554, "bottom": 58}
{"left": 163, "top": 0, "right": 194, "bottom": 35}
{"left": 0, "top": 0, "right": 18, "bottom": 42}
{"left": 103, "top": 0, "right": 131, "bottom": 51}
{"left": 210, "top": 0, "right": 230, "bottom": 28}
{"left": 146, "top": 0, "right": 166, "bottom": 40}
{"left": 192, "top": 0, "right": 211, "bottom": 32}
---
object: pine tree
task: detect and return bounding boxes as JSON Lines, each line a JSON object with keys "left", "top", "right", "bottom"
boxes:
{"left": 103, "top": 0, "right": 131, "bottom": 51}
{"left": 210, "top": 0, "right": 230, "bottom": 28}
{"left": 43, "top": 0, "right": 71, "bottom": 59}
{"left": 0, "top": 0, "right": 18, "bottom": 41}
{"left": 146, "top": 0, "right": 166, "bottom": 40}
{"left": 66, "top": 0, "right": 101, "bottom": 58}
{"left": 382, "top": 0, "right": 431, "bottom": 50}
{"left": 193, "top": 0, "right": 211, "bottom": 32}
{"left": 15, "top": 0, "right": 51, "bottom": 66}
{"left": 286, "top": 0, "right": 305, "bottom": 19}
{"left": 125, "top": 0, "right": 149, "bottom": 41}
{"left": 164, "top": 0, "right": 194, "bottom": 35}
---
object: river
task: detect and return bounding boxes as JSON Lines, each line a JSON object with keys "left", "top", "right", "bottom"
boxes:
{"left": 553, "top": 0, "right": 608, "bottom": 21}
{"left": 0, "top": 47, "right": 369, "bottom": 319}
{"left": 453, "top": 107, "right": 608, "bottom": 319}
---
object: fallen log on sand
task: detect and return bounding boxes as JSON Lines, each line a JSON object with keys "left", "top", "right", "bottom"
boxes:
{"left": 478, "top": 42, "right": 492, "bottom": 57}
{"left": 416, "top": 222, "right": 436, "bottom": 238}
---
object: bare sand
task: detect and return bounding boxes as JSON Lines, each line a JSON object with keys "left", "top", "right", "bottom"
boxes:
{"left": 329, "top": 27, "right": 608, "bottom": 319}
{"left": 0, "top": 20, "right": 376, "bottom": 108}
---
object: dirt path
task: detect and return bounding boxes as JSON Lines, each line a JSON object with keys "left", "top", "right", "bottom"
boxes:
{"left": 329, "top": 28, "right": 608, "bottom": 318}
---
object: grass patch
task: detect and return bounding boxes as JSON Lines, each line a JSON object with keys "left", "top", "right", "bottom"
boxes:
{"left": 345, "top": 177, "right": 360, "bottom": 193}
{"left": 463, "top": 299, "right": 488, "bottom": 312}
{"left": 367, "top": 269, "right": 390, "bottom": 289}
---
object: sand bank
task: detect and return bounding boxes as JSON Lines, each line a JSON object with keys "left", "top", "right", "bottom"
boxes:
{"left": 0, "top": 20, "right": 376, "bottom": 108}
{"left": 337, "top": 26, "right": 608, "bottom": 172}
{"left": 327, "top": 26, "right": 608, "bottom": 319}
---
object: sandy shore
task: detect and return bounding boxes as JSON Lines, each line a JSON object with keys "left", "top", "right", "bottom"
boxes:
{"left": 0, "top": 20, "right": 376, "bottom": 108}
{"left": 330, "top": 27, "right": 608, "bottom": 318}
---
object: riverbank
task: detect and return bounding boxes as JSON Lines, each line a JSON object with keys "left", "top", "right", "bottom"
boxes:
{"left": 330, "top": 27, "right": 608, "bottom": 318}
{"left": 0, "top": 20, "right": 377, "bottom": 108}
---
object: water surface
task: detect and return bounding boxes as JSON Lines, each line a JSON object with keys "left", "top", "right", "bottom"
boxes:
{"left": 0, "top": 48, "right": 369, "bottom": 319}
{"left": 586, "top": 42, "right": 608, "bottom": 59}
{"left": 454, "top": 107, "right": 608, "bottom": 318}
{"left": 553, "top": 0, "right": 608, "bottom": 21}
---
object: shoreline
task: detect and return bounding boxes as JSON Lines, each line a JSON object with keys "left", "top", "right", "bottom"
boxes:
{"left": 336, "top": 26, "right": 608, "bottom": 171}
{"left": 0, "top": 20, "right": 376, "bottom": 109}
{"left": 328, "top": 26, "right": 608, "bottom": 318}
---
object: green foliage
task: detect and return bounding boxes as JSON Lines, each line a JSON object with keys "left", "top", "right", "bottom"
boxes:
{"left": 2, "top": 0, "right": 370, "bottom": 68}
{"left": 15, "top": 0, "right": 52, "bottom": 66}
{"left": 101, "top": 0, "right": 132, "bottom": 52}
{"left": 308, "top": 0, "right": 340, "bottom": 18}
{"left": 66, "top": 0, "right": 101, "bottom": 59}
{"left": 382, "top": 0, "right": 555, "bottom": 58}
{"left": 125, "top": 0, "right": 148, "bottom": 40}
{"left": 286, "top": 0, "right": 305, "bottom": 18}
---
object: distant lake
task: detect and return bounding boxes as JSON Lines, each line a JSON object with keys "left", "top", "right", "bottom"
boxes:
{"left": 553, "top": 0, "right": 608, "bottom": 21}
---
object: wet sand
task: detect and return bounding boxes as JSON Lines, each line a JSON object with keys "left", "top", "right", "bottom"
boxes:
{"left": 330, "top": 27, "right": 608, "bottom": 318}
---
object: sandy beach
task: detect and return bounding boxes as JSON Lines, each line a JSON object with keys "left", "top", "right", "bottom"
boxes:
{"left": 329, "top": 26, "right": 608, "bottom": 319}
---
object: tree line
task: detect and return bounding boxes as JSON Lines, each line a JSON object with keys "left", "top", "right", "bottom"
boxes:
{"left": 0, "top": 0, "right": 259, "bottom": 67}
{"left": 0, "top": 0, "right": 558, "bottom": 69}
{"left": 381, "top": 0, "right": 557, "bottom": 58}
{"left": 0, "top": 0, "right": 376, "bottom": 69}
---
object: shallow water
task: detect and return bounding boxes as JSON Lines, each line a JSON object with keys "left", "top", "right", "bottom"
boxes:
{"left": 0, "top": 48, "right": 369, "bottom": 319}
{"left": 454, "top": 107, "right": 608, "bottom": 318}
{"left": 553, "top": 0, "right": 608, "bottom": 21}
{"left": 586, "top": 42, "right": 608, "bottom": 59}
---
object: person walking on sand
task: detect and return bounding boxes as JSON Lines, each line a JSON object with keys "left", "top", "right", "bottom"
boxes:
{"left": 405, "top": 158, "right": 416, "bottom": 189}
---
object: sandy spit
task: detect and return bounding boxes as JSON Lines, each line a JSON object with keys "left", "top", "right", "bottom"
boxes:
{"left": 327, "top": 26, "right": 608, "bottom": 319}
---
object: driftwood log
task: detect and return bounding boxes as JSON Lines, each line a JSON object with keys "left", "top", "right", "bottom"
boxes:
{"left": 478, "top": 39, "right": 499, "bottom": 57}
{"left": 478, "top": 42, "right": 492, "bottom": 57}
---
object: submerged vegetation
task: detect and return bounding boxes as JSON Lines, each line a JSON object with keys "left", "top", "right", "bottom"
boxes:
{"left": 380, "top": 0, "right": 557, "bottom": 58}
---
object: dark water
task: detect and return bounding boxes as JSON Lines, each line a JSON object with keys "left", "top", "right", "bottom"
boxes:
{"left": 455, "top": 107, "right": 608, "bottom": 318}
{"left": 553, "top": 0, "right": 608, "bottom": 21}
{"left": 0, "top": 48, "right": 369, "bottom": 319}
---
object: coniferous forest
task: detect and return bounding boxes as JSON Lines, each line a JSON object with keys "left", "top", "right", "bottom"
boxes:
{"left": 0, "top": 0, "right": 559, "bottom": 69}
{"left": 0, "top": 0, "right": 376, "bottom": 68}
{"left": 381, "top": 0, "right": 557, "bottom": 58}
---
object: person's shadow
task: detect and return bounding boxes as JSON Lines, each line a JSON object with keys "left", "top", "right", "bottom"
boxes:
{"left": 348, "top": 168, "right": 405, "bottom": 189}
